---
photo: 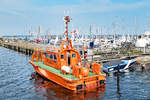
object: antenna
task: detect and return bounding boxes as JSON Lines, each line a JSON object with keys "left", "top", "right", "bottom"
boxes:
{"left": 64, "top": 9, "right": 71, "bottom": 16}
{"left": 63, "top": 9, "right": 72, "bottom": 36}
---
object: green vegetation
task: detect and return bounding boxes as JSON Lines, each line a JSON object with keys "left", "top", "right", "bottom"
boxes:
{"left": 120, "top": 49, "right": 143, "bottom": 55}
{"left": 130, "top": 50, "right": 143, "bottom": 54}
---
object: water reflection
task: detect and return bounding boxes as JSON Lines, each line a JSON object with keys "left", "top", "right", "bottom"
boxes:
{"left": 30, "top": 72, "right": 106, "bottom": 100}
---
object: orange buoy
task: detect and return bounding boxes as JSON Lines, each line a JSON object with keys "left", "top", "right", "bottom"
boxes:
{"left": 80, "top": 67, "right": 89, "bottom": 77}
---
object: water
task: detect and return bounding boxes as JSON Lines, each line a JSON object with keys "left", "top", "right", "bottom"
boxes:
{"left": 0, "top": 46, "right": 150, "bottom": 100}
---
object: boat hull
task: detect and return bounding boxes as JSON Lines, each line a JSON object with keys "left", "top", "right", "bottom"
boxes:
{"left": 103, "top": 59, "right": 136, "bottom": 73}
{"left": 30, "top": 61, "right": 105, "bottom": 92}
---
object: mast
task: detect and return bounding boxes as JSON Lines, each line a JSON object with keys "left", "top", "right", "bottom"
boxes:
{"left": 89, "top": 24, "right": 92, "bottom": 35}
{"left": 64, "top": 16, "right": 72, "bottom": 45}
{"left": 134, "top": 16, "right": 137, "bottom": 39}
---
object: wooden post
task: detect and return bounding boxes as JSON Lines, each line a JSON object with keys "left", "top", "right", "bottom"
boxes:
{"left": 117, "top": 64, "right": 121, "bottom": 97}
{"left": 117, "top": 64, "right": 120, "bottom": 91}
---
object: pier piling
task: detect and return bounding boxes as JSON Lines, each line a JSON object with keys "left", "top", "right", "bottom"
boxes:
{"left": 117, "top": 64, "right": 121, "bottom": 98}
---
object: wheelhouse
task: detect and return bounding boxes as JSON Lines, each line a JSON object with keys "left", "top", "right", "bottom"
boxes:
{"left": 44, "top": 47, "right": 81, "bottom": 71}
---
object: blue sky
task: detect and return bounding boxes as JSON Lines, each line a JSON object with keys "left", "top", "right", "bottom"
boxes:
{"left": 0, "top": 0, "right": 150, "bottom": 36}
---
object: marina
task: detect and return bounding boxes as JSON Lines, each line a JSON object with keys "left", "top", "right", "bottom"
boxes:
{"left": 1, "top": 15, "right": 150, "bottom": 99}
{"left": 1, "top": 34, "right": 150, "bottom": 64}
{"left": 1, "top": 0, "right": 150, "bottom": 100}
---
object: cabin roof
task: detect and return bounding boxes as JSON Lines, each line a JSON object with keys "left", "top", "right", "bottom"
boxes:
{"left": 47, "top": 49, "right": 59, "bottom": 54}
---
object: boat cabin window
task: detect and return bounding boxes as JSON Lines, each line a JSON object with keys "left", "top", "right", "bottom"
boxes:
{"left": 84, "top": 51, "right": 87, "bottom": 54}
{"left": 72, "top": 54, "right": 76, "bottom": 58}
{"left": 54, "top": 54, "right": 57, "bottom": 61}
{"left": 50, "top": 54, "right": 53, "bottom": 59}
{"left": 80, "top": 51, "right": 83, "bottom": 55}
{"left": 46, "top": 53, "right": 51, "bottom": 58}
{"left": 61, "top": 54, "right": 64, "bottom": 59}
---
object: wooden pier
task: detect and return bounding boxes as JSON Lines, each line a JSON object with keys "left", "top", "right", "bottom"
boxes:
{"left": 1, "top": 40, "right": 49, "bottom": 55}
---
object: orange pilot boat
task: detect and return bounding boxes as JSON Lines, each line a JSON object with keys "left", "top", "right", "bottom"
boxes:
{"left": 30, "top": 16, "right": 106, "bottom": 92}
